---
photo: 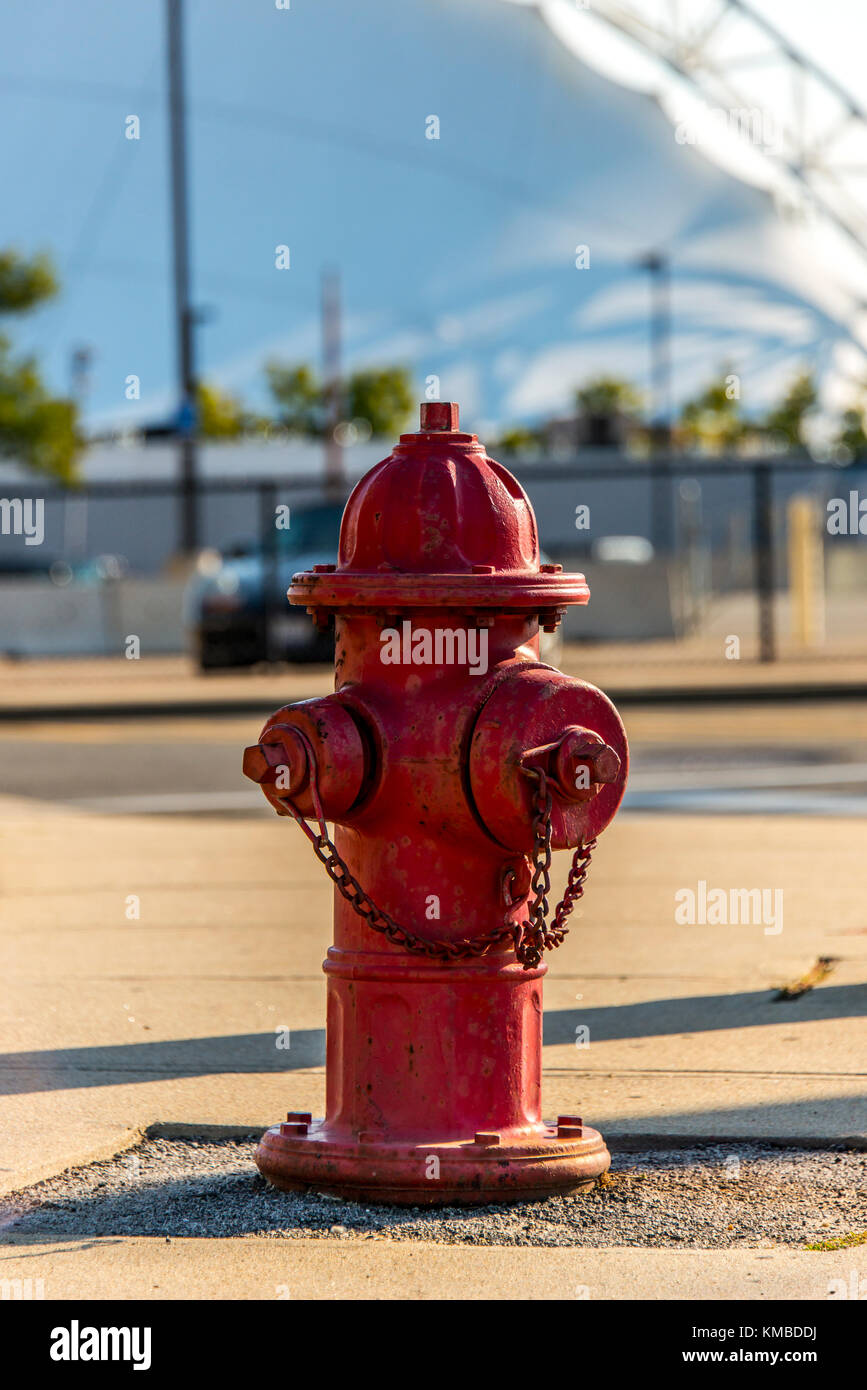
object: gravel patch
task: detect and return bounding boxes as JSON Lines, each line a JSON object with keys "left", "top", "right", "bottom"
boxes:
{"left": 2, "top": 1139, "right": 865, "bottom": 1248}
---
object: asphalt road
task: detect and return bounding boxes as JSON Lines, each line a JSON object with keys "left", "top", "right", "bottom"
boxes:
{"left": 2, "top": 724, "right": 867, "bottom": 815}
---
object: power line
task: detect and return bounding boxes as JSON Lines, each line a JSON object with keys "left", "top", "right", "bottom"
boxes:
{"left": 33, "top": 53, "right": 161, "bottom": 347}
{"left": 0, "top": 68, "right": 643, "bottom": 245}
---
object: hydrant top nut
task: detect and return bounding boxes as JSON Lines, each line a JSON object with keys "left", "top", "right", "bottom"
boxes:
{"left": 418, "top": 401, "right": 460, "bottom": 432}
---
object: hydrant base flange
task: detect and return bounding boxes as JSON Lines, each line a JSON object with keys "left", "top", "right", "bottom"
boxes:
{"left": 255, "top": 1122, "right": 610, "bottom": 1207}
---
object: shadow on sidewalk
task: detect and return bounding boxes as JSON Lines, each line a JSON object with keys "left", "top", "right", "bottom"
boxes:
{"left": 1, "top": 981, "right": 863, "bottom": 1097}
{"left": 544, "top": 982, "right": 866, "bottom": 1045}
{"left": 0, "top": 1029, "right": 326, "bottom": 1095}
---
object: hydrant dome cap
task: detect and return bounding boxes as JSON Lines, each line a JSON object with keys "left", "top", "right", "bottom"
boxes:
{"left": 337, "top": 402, "right": 539, "bottom": 577}
{"left": 289, "top": 403, "right": 590, "bottom": 611}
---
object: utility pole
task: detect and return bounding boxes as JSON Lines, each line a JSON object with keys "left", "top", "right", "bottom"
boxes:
{"left": 66, "top": 346, "right": 94, "bottom": 564}
{"left": 322, "top": 267, "right": 344, "bottom": 498}
{"left": 753, "top": 464, "right": 776, "bottom": 662}
{"left": 69, "top": 345, "right": 94, "bottom": 409}
{"left": 637, "top": 251, "right": 672, "bottom": 554}
{"left": 166, "top": 0, "right": 198, "bottom": 553}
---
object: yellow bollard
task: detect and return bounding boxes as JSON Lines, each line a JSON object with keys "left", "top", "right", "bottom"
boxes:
{"left": 787, "top": 495, "right": 825, "bottom": 647}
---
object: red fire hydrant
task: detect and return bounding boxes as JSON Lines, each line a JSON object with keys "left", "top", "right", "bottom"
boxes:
{"left": 244, "top": 402, "right": 628, "bottom": 1204}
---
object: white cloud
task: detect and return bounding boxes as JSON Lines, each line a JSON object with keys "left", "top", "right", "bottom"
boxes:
{"left": 437, "top": 361, "right": 482, "bottom": 418}
{"left": 577, "top": 277, "right": 818, "bottom": 341}
{"left": 506, "top": 336, "right": 650, "bottom": 415}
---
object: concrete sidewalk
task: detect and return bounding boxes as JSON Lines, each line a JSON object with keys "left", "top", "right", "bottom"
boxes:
{"left": 1, "top": 793, "right": 864, "bottom": 1195}
{"left": 1, "top": 1235, "right": 858, "bottom": 1301}
{"left": 1, "top": 748, "right": 865, "bottom": 1297}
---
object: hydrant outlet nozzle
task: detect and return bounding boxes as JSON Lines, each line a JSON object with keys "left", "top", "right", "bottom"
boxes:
{"left": 522, "top": 726, "right": 621, "bottom": 804}
{"left": 553, "top": 729, "right": 621, "bottom": 799}
{"left": 243, "top": 728, "right": 308, "bottom": 796}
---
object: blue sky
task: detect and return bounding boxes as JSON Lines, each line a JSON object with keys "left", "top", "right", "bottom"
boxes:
{"left": 1, "top": 0, "right": 862, "bottom": 437}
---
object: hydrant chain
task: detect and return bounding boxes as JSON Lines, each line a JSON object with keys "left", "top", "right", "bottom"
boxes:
{"left": 524, "top": 769, "right": 554, "bottom": 966}
{"left": 280, "top": 747, "right": 594, "bottom": 970}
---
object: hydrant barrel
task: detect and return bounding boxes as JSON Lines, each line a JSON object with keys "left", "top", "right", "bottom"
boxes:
{"left": 246, "top": 403, "right": 628, "bottom": 1204}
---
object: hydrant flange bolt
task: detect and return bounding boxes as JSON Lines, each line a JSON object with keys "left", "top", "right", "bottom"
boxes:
{"left": 557, "top": 1114, "right": 584, "bottom": 1137}
{"left": 474, "top": 1132, "right": 500, "bottom": 1146}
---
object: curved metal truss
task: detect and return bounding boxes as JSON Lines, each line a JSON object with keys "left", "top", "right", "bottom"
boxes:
{"left": 560, "top": 0, "right": 867, "bottom": 262}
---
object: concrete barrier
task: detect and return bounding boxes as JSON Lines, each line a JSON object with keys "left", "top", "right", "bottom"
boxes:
{"left": 557, "top": 558, "right": 678, "bottom": 641}
{"left": 0, "top": 579, "right": 187, "bottom": 656}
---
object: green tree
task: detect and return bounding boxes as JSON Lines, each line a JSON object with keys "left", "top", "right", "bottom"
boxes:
{"left": 196, "top": 381, "right": 246, "bottom": 439}
{"left": 265, "top": 361, "right": 413, "bottom": 438}
{"left": 493, "top": 425, "right": 542, "bottom": 455}
{"left": 574, "top": 375, "right": 642, "bottom": 418}
{"left": 0, "top": 250, "right": 57, "bottom": 310}
{"left": 679, "top": 369, "right": 744, "bottom": 452}
{"left": 0, "top": 249, "right": 80, "bottom": 481}
{"left": 265, "top": 362, "right": 325, "bottom": 436}
{"left": 763, "top": 370, "right": 817, "bottom": 451}
{"left": 346, "top": 367, "right": 413, "bottom": 437}
{"left": 834, "top": 403, "right": 867, "bottom": 460}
